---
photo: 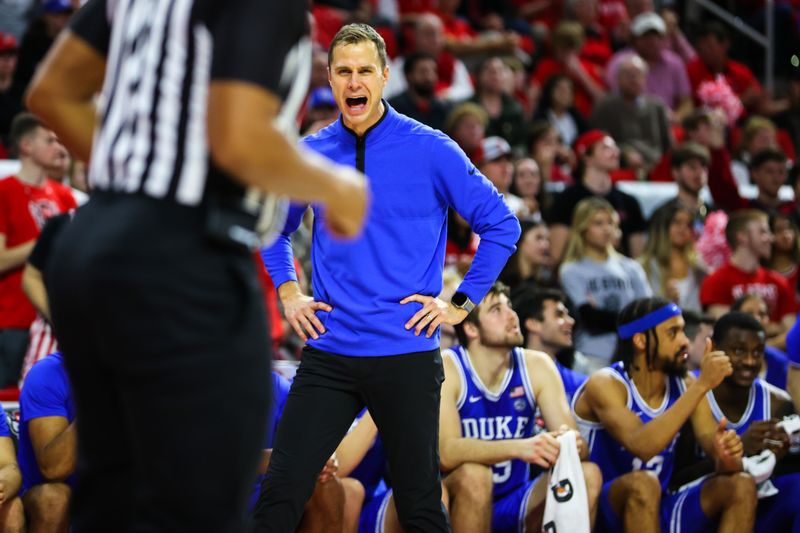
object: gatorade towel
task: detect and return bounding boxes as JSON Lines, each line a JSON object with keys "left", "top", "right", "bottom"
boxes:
{"left": 542, "top": 431, "right": 590, "bottom": 533}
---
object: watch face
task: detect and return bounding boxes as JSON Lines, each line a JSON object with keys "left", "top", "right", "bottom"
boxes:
{"left": 452, "top": 292, "right": 468, "bottom": 307}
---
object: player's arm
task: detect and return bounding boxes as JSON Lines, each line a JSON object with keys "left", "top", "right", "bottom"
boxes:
{"left": 525, "top": 349, "right": 589, "bottom": 460}
{"left": 581, "top": 366, "right": 716, "bottom": 462}
{"left": 335, "top": 412, "right": 379, "bottom": 477}
{"left": 0, "top": 235, "right": 35, "bottom": 276}
{"left": 0, "top": 437, "right": 21, "bottom": 504}
{"left": 28, "top": 418, "right": 76, "bottom": 481}
{"left": 438, "top": 355, "right": 558, "bottom": 471}
{"left": 689, "top": 390, "right": 743, "bottom": 473}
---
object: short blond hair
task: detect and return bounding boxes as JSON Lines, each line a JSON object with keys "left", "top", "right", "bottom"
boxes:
{"left": 329, "top": 23, "right": 389, "bottom": 70}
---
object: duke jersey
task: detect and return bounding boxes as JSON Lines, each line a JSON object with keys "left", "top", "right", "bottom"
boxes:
{"left": 572, "top": 361, "right": 686, "bottom": 490}
{"left": 444, "top": 345, "right": 537, "bottom": 499}
{"left": 708, "top": 378, "right": 773, "bottom": 436}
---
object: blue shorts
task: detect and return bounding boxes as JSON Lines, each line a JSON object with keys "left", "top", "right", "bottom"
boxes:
{"left": 492, "top": 477, "right": 539, "bottom": 533}
{"left": 358, "top": 487, "right": 392, "bottom": 533}
{"left": 661, "top": 480, "right": 717, "bottom": 533}
{"left": 597, "top": 477, "right": 715, "bottom": 533}
{"left": 756, "top": 473, "right": 800, "bottom": 533}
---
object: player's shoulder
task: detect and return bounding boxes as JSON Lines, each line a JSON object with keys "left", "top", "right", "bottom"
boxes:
{"left": 761, "top": 379, "right": 793, "bottom": 413}
{"left": 521, "top": 348, "right": 559, "bottom": 374}
{"left": 22, "top": 353, "right": 67, "bottom": 395}
{"left": 583, "top": 365, "right": 628, "bottom": 403}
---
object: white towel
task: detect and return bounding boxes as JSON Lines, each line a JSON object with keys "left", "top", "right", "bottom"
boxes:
{"left": 542, "top": 431, "right": 591, "bottom": 533}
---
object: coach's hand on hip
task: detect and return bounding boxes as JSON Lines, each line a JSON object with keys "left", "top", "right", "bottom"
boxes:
{"left": 278, "top": 281, "right": 332, "bottom": 342}
{"left": 401, "top": 294, "right": 468, "bottom": 338}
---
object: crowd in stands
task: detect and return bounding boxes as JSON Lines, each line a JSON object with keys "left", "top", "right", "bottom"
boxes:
{"left": 0, "top": 0, "right": 799, "bottom": 530}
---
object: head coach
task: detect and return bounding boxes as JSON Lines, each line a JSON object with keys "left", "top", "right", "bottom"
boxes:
{"left": 24, "top": 1, "right": 368, "bottom": 531}
{"left": 256, "top": 23, "right": 521, "bottom": 533}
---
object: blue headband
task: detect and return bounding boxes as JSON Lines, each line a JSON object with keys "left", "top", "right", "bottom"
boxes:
{"left": 617, "top": 303, "right": 682, "bottom": 340}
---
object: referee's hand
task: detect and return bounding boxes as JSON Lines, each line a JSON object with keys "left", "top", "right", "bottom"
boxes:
{"left": 278, "top": 281, "right": 331, "bottom": 342}
{"left": 401, "top": 295, "right": 469, "bottom": 338}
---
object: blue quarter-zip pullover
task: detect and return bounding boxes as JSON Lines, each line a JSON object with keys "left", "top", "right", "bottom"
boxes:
{"left": 262, "top": 103, "right": 520, "bottom": 356}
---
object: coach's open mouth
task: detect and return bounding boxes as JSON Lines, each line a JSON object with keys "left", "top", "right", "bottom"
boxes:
{"left": 345, "top": 96, "right": 368, "bottom": 113}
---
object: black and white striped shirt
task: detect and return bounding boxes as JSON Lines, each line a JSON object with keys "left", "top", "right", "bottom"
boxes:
{"left": 70, "top": 0, "right": 307, "bottom": 211}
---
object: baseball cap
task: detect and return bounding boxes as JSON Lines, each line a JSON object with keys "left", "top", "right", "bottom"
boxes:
{"left": 0, "top": 33, "right": 18, "bottom": 54}
{"left": 574, "top": 129, "right": 608, "bottom": 157}
{"left": 309, "top": 87, "right": 336, "bottom": 109}
{"left": 478, "top": 136, "right": 511, "bottom": 165}
{"left": 631, "top": 13, "right": 666, "bottom": 37}
{"left": 42, "top": 0, "right": 74, "bottom": 14}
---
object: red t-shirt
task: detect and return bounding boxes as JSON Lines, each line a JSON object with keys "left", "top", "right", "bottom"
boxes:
{"left": 686, "top": 58, "right": 763, "bottom": 106}
{"left": 531, "top": 57, "right": 605, "bottom": 118}
{"left": 0, "top": 176, "right": 77, "bottom": 329}
{"left": 700, "top": 262, "right": 798, "bottom": 322}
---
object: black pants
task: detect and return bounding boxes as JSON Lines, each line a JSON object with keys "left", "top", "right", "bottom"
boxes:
{"left": 47, "top": 195, "right": 271, "bottom": 532}
{"left": 253, "top": 346, "right": 451, "bottom": 533}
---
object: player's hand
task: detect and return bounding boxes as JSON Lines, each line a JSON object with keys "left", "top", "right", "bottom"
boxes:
{"left": 325, "top": 165, "right": 369, "bottom": 238}
{"left": 697, "top": 338, "right": 732, "bottom": 391}
{"left": 554, "top": 425, "right": 589, "bottom": 459}
{"left": 743, "top": 419, "right": 791, "bottom": 459}
{"left": 713, "top": 417, "right": 743, "bottom": 472}
{"left": 519, "top": 433, "right": 561, "bottom": 469}
{"left": 401, "top": 295, "right": 469, "bottom": 338}
{"left": 318, "top": 455, "right": 339, "bottom": 484}
{"left": 279, "top": 283, "right": 332, "bottom": 342}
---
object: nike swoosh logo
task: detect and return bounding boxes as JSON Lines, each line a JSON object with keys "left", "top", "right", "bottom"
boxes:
{"left": 468, "top": 166, "right": 476, "bottom": 175}
{"left": 469, "top": 396, "right": 482, "bottom": 403}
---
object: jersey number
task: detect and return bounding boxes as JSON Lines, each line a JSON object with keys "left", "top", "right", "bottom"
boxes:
{"left": 493, "top": 461, "right": 512, "bottom": 484}
{"left": 632, "top": 456, "right": 664, "bottom": 477}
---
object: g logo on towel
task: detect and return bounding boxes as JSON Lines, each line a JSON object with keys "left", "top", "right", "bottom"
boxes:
{"left": 551, "top": 479, "right": 574, "bottom": 503}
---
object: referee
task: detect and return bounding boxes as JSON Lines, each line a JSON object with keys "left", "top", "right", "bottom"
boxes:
{"left": 26, "top": 1, "right": 367, "bottom": 531}
{"left": 256, "top": 24, "right": 521, "bottom": 532}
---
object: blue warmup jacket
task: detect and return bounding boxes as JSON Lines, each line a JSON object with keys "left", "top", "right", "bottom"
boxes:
{"left": 262, "top": 103, "right": 520, "bottom": 356}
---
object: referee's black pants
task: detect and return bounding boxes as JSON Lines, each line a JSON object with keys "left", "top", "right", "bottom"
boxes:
{"left": 46, "top": 195, "right": 271, "bottom": 532}
{"left": 253, "top": 345, "right": 451, "bottom": 533}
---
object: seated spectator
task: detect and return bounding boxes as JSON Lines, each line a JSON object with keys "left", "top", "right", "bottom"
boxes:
{"left": 531, "top": 21, "right": 606, "bottom": 119}
{"left": 445, "top": 101, "right": 487, "bottom": 162}
{"left": 650, "top": 142, "right": 712, "bottom": 237}
{"left": 0, "top": 33, "right": 22, "bottom": 152}
{"left": 18, "top": 351, "right": 74, "bottom": 533}
{"left": 470, "top": 56, "right": 526, "bottom": 150}
{"left": 445, "top": 208, "right": 478, "bottom": 273}
{"left": 301, "top": 88, "right": 340, "bottom": 135}
{"left": 683, "top": 310, "right": 716, "bottom": 372}
{"left": 606, "top": 12, "right": 693, "bottom": 119}
{"left": 532, "top": 74, "right": 587, "bottom": 147}
{"left": 476, "top": 136, "right": 525, "bottom": 214}
{"left": 668, "top": 312, "right": 798, "bottom": 530}
{"left": 0, "top": 408, "right": 22, "bottom": 532}
{"left": 385, "top": 13, "right": 474, "bottom": 101}
{"left": 659, "top": 7, "right": 696, "bottom": 64}
{"left": 499, "top": 220, "right": 554, "bottom": 290}
{"left": 731, "top": 294, "right": 790, "bottom": 389}
{"left": 548, "top": 130, "right": 647, "bottom": 262}
{"left": 768, "top": 213, "right": 800, "bottom": 304}
{"left": 14, "top": 0, "right": 73, "bottom": 91}
{"left": 700, "top": 209, "right": 797, "bottom": 348}
{"left": 388, "top": 52, "right": 453, "bottom": 131}
{"left": 510, "top": 157, "right": 550, "bottom": 221}
{"left": 640, "top": 203, "right": 706, "bottom": 312}
{"left": 513, "top": 287, "right": 588, "bottom": 402}
{"left": 253, "top": 372, "right": 346, "bottom": 531}
{"left": 526, "top": 121, "right": 574, "bottom": 184}
{"left": 573, "top": 297, "right": 755, "bottom": 533}
{"left": 715, "top": 148, "right": 795, "bottom": 217}
{"left": 687, "top": 21, "right": 763, "bottom": 115}
{"left": 440, "top": 282, "right": 602, "bottom": 532}
{"left": 567, "top": 0, "right": 614, "bottom": 68}
{"left": 731, "top": 116, "right": 778, "bottom": 187}
{"left": 591, "top": 54, "right": 672, "bottom": 172}
{"left": 436, "top": 0, "right": 522, "bottom": 59}
{"left": 559, "top": 198, "right": 652, "bottom": 371}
